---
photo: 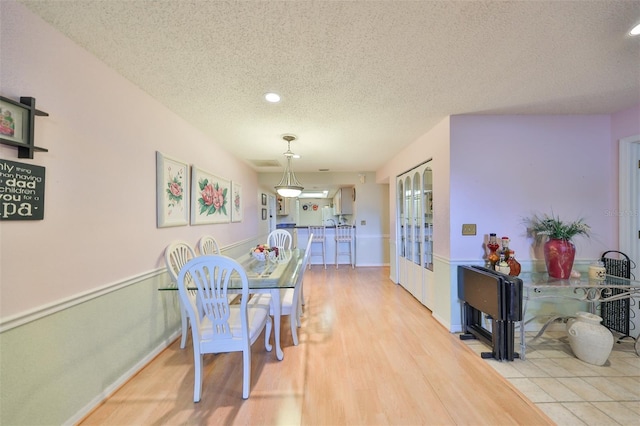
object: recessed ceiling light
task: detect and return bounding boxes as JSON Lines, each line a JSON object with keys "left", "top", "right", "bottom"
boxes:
{"left": 264, "top": 92, "right": 281, "bottom": 103}
{"left": 630, "top": 23, "right": 640, "bottom": 36}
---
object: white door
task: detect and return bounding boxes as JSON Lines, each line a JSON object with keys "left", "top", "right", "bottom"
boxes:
{"left": 618, "top": 135, "right": 639, "bottom": 340}
{"left": 268, "top": 194, "right": 277, "bottom": 234}
{"left": 619, "top": 135, "right": 640, "bottom": 270}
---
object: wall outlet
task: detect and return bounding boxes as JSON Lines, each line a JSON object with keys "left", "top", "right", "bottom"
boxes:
{"left": 360, "top": 220, "right": 366, "bottom": 226}
{"left": 462, "top": 224, "right": 476, "bottom": 235}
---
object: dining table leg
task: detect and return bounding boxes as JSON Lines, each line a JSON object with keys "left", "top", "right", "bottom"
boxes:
{"left": 270, "top": 288, "right": 284, "bottom": 360}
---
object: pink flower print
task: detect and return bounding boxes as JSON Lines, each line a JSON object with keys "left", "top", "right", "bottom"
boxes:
{"left": 201, "top": 183, "right": 216, "bottom": 206}
{"left": 212, "top": 187, "right": 225, "bottom": 210}
{"left": 169, "top": 182, "right": 182, "bottom": 197}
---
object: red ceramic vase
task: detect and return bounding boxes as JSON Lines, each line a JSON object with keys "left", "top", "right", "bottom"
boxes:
{"left": 543, "top": 238, "right": 576, "bottom": 279}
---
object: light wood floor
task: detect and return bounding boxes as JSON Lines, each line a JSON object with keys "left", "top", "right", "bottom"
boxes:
{"left": 80, "top": 266, "right": 554, "bottom": 425}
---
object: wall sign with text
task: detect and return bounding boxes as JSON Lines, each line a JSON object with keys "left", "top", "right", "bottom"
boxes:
{"left": 0, "top": 159, "right": 45, "bottom": 220}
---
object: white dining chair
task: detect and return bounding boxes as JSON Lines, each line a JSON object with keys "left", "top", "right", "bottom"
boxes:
{"left": 270, "top": 235, "right": 313, "bottom": 346}
{"left": 164, "top": 241, "right": 198, "bottom": 349}
{"left": 268, "top": 229, "right": 292, "bottom": 250}
{"left": 197, "top": 235, "right": 220, "bottom": 255}
{"left": 177, "top": 254, "right": 273, "bottom": 401}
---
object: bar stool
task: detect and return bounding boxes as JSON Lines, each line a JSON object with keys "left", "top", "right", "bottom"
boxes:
{"left": 308, "top": 226, "right": 326, "bottom": 269}
{"left": 335, "top": 225, "right": 354, "bottom": 268}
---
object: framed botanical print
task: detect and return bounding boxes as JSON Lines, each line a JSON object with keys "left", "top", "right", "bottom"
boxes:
{"left": 231, "top": 181, "right": 243, "bottom": 222}
{"left": 156, "top": 151, "right": 190, "bottom": 227}
{"left": 191, "top": 166, "right": 230, "bottom": 225}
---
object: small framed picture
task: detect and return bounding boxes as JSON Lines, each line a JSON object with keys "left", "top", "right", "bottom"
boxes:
{"left": 261, "top": 208, "right": 267, "bottom": 220}
{"left": 230, "top": 181, "right": 242, "bottom": 222}
{"left": 261, "top": 193, "right": 267, "bottom": 206}
{"left": 156, "top": 151, "right": 190, "bottom": 228}
{"left": 0, "top": 96, "right": 29, "bottom": 147}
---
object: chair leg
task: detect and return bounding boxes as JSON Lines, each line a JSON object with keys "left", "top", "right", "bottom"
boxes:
{"left": 350, "top": 242, "right": 354, "bottom": 268}
{"left": 242, "top": 345, "right": 251, "bottom": 399}
{"left": 290, "top": 310, "right": 299, "bottom": 346}
{"left": 180, "top": 308, "right": 188, "bottom": 349}
{"left": 296, "top": 292, "right": 303, "bottom": 327}
{"left": 193, "top": 352, "right": 203, "bottom": 402}
{"left": 323, "top": 243, "right": 326, "bottom": 269}
{"left": 265, "top": 316, "right": 273, "bottom": 352}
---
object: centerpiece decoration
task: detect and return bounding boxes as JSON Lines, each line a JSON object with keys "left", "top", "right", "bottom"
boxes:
{"left": 251, "top": 244, "right": 278, "bottom": 262}
{"left": 525, "top": 212, "right": 590, "bottom": 279}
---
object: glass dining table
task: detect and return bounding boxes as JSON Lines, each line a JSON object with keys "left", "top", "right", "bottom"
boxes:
{"left": 160, "top": 248, "right": 305, "bottom": 360}
{"left": 519, "top": 272, "right": 640, "bottom": 359}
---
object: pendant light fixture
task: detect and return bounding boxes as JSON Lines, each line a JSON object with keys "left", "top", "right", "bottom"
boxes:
{"left": 275, "top": 134, "right": 303, "bottom": 198}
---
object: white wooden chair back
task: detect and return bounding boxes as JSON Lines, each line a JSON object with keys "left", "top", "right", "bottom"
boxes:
{"left": 164, "top": 240, "right": 198, "bottom": 349}
{"left": 164, "top": 241, "right": 197, "bottom": 283}
{"left": 335, "top": 225, "right": 353, "bottom": 241}
{"left": 198, "top": 235, "right": 220, "bottom": 255}
{"left": 309, "top": 226, "right": 325, "bottom": 241}
{"left": 268, "top": 229, "right": 292, "bottom": 250}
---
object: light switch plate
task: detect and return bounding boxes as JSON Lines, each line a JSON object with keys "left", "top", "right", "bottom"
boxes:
{"left": 462, "top": 224, "right": 476, "bottom": 235}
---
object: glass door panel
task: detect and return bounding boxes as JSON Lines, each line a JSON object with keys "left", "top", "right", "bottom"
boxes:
{"left": 404, "top": 176, "right": 412, "bottom": 261}
{"left": 412, "top": 171, "right": 422, "bottom": 265}
{"left": 398, "top": 179, "right": 405, "bottom": 259}
{"left": 423, "top": 166, "right": 433, "bottom": 270}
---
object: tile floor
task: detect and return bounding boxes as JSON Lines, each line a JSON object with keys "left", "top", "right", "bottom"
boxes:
{"left": 462, "top": 331, "right": 640, "bottom": 425}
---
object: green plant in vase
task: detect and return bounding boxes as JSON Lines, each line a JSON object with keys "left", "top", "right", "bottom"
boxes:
{"left": 524, "top": 212, "right": 590, "bottom": 279}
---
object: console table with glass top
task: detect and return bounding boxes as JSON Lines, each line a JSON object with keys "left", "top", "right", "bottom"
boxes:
{"left": 520, "top": 272, "right": 640, "bottom": 359}
{"left": 160, "top": 249, "right": 305, "bottom": 360}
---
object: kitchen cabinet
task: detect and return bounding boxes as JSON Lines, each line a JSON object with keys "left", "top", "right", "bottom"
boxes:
{"left": 277, "top": 196, "right": 290, "bottom": 216}
{"left": 333, "top": 187, "right": 355, "bottom": 215}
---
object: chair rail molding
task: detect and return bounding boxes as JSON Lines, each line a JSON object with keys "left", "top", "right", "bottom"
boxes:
{"left": 0, "top": 268, "right": 166, "bottom": 333}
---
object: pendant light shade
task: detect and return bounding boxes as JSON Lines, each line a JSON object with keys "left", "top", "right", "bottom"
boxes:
{"left": 275, "top": 135, "right": 303, "bottom": 198}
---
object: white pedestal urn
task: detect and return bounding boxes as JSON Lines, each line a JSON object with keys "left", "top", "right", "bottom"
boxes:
{"left": 566, "top": 311, "right": 614, "bottom": 366}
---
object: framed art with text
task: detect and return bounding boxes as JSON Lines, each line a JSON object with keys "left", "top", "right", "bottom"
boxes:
{"left": 231, "top": 181, "right": 242, "bottom": 222}
{"left": 0, "top": 158, "right": 45, "bottom": 220}
{"left": 191, "top": 166, "right": 230, "bottom": 225}
{"left": 156, "top": 151, "right": 190, "bottom": 227}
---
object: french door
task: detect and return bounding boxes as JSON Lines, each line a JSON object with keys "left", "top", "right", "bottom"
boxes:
{"left": 396, "top": 160, "right": 434, "bottom": 308}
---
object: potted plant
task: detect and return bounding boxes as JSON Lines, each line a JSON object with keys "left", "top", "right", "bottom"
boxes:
{"left": 525, "top": 212, "right": 590, "bottom": 279}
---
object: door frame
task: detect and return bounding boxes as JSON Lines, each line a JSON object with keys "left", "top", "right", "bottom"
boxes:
{"left": 618, "top": 134, "right": 639, "bottom": 267}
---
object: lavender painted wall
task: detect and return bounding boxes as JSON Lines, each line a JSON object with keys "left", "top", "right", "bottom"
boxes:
{"left": 449, "top": 114, "right": 614, "bottom": 262}
{"left": 611, "top": 104, "right": 640, "bottom": 143}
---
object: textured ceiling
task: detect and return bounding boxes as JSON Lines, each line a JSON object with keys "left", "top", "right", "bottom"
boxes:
{"left": 19, "top": 0, "right": 640, "bottom": 176}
